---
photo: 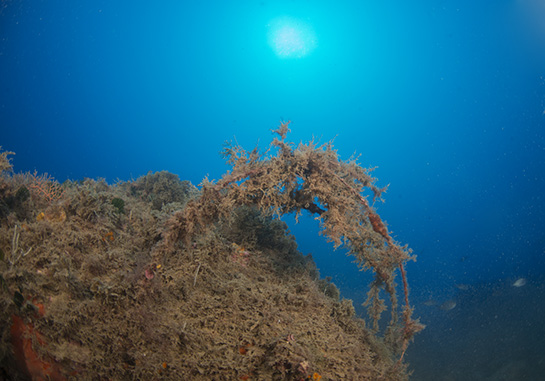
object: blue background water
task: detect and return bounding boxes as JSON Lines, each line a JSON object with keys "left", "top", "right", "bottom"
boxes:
{"left": 1, "top": 1, "right": 544, "bottom": 379}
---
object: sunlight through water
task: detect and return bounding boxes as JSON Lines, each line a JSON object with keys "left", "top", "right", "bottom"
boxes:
{"left": 267, "top": 16, "right": 317, "bottom": 59}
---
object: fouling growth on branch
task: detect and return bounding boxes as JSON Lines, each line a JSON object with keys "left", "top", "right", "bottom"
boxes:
{"left": 161, "top": 121, "right": 424, "bottom": 359}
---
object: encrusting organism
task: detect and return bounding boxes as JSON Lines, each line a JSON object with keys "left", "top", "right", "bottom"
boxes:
{"left": 156, "top": 120, "right": 424, "bottom": 363}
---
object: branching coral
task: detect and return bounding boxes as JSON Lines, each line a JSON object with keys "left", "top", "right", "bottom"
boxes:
{"left": 26, "top": 171, "right": 65, "bottom": 205}
{"left": 158, "top": 121, "right": 423, "bottom": 359}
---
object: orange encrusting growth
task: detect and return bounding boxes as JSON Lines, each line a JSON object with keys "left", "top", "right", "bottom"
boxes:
{"left": 102, "top": 231, "right": 115, "bottom": 242}
{"left": 368, "top": 210, "right": 391, "bottom": 243}
{"left": 10, "top": 314, "right": 66, "bottom": 380}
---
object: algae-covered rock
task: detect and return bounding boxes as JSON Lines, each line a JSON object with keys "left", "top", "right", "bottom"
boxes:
{"left": 0, "top": 174, "right": 407, "bottom": 380}
{"left": 0, "top": 128, "right": 415, "bottom": 380}
{"left": 126, "top": 171, "right": 198, "bottom": 211}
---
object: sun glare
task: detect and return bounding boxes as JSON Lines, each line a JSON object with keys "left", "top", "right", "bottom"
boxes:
{"left": 267, "top": 16, "right": 317, "bottom": 59}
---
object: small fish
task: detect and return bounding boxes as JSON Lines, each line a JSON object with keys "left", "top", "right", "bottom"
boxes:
{"left": 423, "top": 299, "right": 437, "bottom": 306}
{"left": 512, "top": 278, "right": 527, "bottom": 287}
{"left": 439, "top": 300, "right": 457, "bottom": 311}
{"left": 454, "top": 284, "right": 469, "bottom": 291}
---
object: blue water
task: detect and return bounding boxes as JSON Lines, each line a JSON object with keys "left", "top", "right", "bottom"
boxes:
{"left": 1, "top": 1, "right": 544, "bottom": 379}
